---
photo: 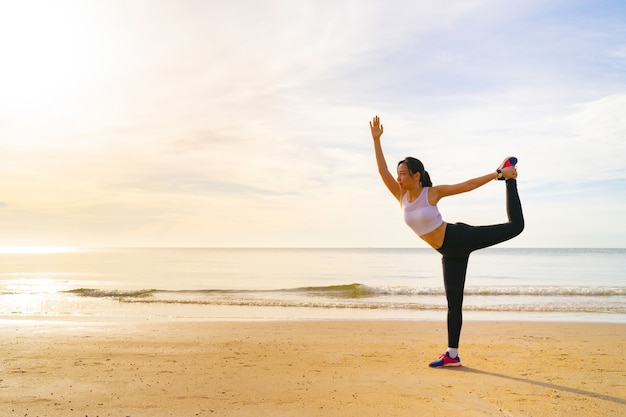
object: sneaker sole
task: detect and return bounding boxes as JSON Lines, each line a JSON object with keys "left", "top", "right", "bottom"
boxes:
{"left": 429, "top": 361, "right": 463, "bottom": 368}
{"left": 502, "top": 156, "right": 517, "bottom": 168}
{"left": 442, "top": 362, "right": 462, "bottom": 367}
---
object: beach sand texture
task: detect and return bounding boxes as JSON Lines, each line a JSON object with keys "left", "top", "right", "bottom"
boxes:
{"left": 1, "top": 320, "right": 624, "bottom": 417}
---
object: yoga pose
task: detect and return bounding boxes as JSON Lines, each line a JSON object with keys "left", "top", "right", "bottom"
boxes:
{"left": 369, "top": 115, "right": 524, "bottom": 367}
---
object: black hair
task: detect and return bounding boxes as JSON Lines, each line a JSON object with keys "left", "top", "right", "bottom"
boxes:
{"left": 398, "top": 157, "right": 433, "bottom": 187}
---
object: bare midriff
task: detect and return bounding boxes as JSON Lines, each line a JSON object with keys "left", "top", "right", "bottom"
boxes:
{"left": 420, "top": 222, "right": 447, "bottom": 250}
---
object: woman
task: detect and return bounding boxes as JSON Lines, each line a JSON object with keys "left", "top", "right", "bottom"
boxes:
{"left": 369, "top": 115, "right": 524, "bottom": 367}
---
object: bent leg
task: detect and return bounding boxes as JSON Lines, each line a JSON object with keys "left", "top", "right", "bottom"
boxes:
{"left": 442, "top": 254, "right": 469, "bottom": 349}
{"left": 466, "top": 179, "right": 525, "bottom": 251}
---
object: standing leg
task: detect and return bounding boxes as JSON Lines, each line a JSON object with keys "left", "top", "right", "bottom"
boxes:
{"left": 442, "top": 254, "right": 469, "bottom": 349}
{"left": 428, "top": 253, "right": 468, "bottom": 367}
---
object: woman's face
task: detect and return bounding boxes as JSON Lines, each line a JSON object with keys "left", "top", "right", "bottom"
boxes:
{"left": 397, "top": 163, "right": 420, "bottom": 190}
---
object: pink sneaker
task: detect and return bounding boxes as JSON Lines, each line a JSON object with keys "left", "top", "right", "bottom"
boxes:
{"left": 429, "top": 352, "right": 462, "bottom": 367}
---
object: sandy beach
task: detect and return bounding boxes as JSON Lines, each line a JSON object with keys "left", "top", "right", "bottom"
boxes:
{"left": 1, "top": 319, "right": 624, "bottom": 417}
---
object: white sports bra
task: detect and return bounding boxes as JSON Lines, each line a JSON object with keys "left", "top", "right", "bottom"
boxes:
{"left": 402, "top": 187, "right": 443, "bottom": 236}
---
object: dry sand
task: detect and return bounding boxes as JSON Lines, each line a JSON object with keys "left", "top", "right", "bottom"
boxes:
{"left": 1, "top": 319, "right": 624, "bottom": 416}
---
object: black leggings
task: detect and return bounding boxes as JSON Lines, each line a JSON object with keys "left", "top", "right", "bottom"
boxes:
{"left": 436, "top": 179, "right": 524, "bottom": 348}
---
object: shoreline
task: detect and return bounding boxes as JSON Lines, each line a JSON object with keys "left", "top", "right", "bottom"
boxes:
{"left": 2, "top": 319, "right": 624, "bottom": 416}
{"left": 2, "top": 304, "right": 624, "bottom": 324}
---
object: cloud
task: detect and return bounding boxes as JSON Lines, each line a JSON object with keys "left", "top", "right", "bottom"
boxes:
{"left": 1, "top": 0, "right": 625, "bottom": 247}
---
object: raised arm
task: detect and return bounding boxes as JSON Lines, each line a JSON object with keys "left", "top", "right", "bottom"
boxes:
{"left": 370, "top": 116, "right": 402, "bottom": 202}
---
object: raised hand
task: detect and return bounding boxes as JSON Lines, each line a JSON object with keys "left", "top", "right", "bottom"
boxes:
{"left": 370, "top": 115, "right": 383, "bottom": 140}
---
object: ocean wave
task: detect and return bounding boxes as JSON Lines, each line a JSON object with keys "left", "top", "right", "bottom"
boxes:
{"left": 293, "top": 283, "right": 626, "bottom": 297}
{"left": 2, "top": 284, "right": 622, "bottom": 315}
{"left": 363, "top": 285, "right": 626, "bottom": 297}
{"left": 73, "top": 283, "right": 624, "bottom": 314}
{"left": 62, "top": 283, "right": 626, "bottom": 299}
{"left": 65, "top": 288, "right": 155, "bottom": 298}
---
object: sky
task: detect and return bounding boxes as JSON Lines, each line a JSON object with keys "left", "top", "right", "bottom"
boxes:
{"left": 0, "top": 0, "right": 625, "bottom": 249}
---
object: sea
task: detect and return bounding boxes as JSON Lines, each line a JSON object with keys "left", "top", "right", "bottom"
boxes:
{"left": 0, "top": 247, "right": 624, "bottom": 323}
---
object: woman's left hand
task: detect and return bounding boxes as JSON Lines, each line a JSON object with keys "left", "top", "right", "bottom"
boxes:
{"left": 370, "top": 116, "right": 384, "bottom": 140}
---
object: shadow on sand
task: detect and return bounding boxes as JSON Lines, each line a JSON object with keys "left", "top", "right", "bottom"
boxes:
{"left": 456, "top": 366, "right": 625, "bottom": 406}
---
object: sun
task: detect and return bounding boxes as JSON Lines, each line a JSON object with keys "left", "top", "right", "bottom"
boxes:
{"left": 0, "top": 2, "right": 107, "bottom": 123}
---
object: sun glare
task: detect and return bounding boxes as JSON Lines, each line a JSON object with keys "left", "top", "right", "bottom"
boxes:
{"left": 0, "top": 2, "right": 107, "bottom": 122}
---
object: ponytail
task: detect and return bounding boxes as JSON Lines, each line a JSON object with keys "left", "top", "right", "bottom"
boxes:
{"left": 421, "top": 170, "right": 433, "bottom": 187}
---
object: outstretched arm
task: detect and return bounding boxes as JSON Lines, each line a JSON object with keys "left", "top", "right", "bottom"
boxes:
{"left": 431, "top": 167, "right": 517, "bottom": 203}
{"left": 370, "top": 116, "right": 402, "bottom": 202}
